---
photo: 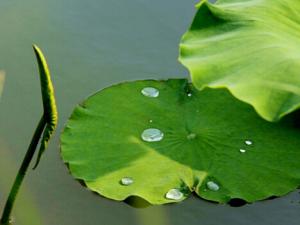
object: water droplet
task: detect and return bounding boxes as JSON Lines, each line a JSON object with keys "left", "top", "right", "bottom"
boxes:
{"left": 245, "top": 140, "right": 252, "bottom": 145}
{"left": 187, "top": 93, "right": 192, "bottom": 97}
{"left": 149, "top": 119, "right": 153, "bottom": 123}
{"left": 141, "top": 87, "right": 159, "bottom": 98}
{"left": 120, "top": 177, "right": 134, "bottom": 186}
{"left": 165, "top": 188, "right": 183, "bottom": 200}
{"left": 207, "top": 181, "right": 220, "bottom": 191}
{"left": 240, "top": 149, "right": 246, "bottom": 153}
{"left": 141, "top": 128, "right": 164, "bottom": 142}
{"left": 187, "top": 133, "right": 197, "bottom": 140}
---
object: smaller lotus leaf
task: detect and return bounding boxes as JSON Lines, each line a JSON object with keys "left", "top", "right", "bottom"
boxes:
{"left": 61, "top": 79, "right": 300, "bottom": 204}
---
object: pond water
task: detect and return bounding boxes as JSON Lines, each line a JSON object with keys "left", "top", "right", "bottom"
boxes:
{"left": 0, "top": 0, "right": 299, "bottom": 225}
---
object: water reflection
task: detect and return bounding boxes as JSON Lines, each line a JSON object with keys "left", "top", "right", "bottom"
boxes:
{"left": 0, "top": 71, "right": 5, "bottom": 97}
{"left": 0, "top": 140, "right": 43, "bottom": 225}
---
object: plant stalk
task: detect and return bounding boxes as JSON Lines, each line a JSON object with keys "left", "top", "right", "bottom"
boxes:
{"left": 0, "top": 116, "right": 46, "bottom": 225}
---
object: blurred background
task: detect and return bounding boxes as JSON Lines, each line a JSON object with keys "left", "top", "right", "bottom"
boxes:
{"left": 0, "top": 0, "right": 299, "bottom": 224}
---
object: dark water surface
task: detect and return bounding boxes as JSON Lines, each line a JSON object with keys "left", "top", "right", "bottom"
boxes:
{"left": 0, "top": 0, "right": 299, "bottom": 225}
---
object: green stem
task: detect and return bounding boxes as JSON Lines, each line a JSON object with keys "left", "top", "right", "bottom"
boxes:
{"left": 0, "top": 116, "right": 46, "bottom": 225}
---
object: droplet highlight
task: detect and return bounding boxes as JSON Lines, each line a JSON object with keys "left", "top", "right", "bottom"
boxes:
{"left": 120, "top": 177, "right": 134, "bottom": 186}
{"left": 141, "top": 128, "right": 164, "bottom": 142}
{"left": 187, "top": 133, "right": 196, "bottom": 140}
{"left": 239, "top": 149, "right": 246, "bottom": 153}
{"left": 245, "top": 140, "right": 252, "bottom": 145}
{"left": 207, "top": 181, "right": 220, "bottom": 191}
{"left": 141, "top": 87, "right": 159, "bottom": 98}
{"left": 165, "top": 188, "right": 183, "bottom": 200}
{"left": 149, "top": 119, "right": 153, "bottom": 123}
{"left": 187, "top": 93, "right": 192, "bottom": 97}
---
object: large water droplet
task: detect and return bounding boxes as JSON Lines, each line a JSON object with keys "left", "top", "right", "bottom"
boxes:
{"left": 141, "top": 87, "right": 159, "bottom": 98}
{"left": 165, "top": 188, "right": 183, "bottom": 200}
{"left": 187, "top": 133, "right": 197, "bottom": 140}
{"left": 240, "top": 149, "right": 246, "bottom": 153}
{"left": 245, "top": 140, "right": 252, "bottom": 145}
{"left": 207, "top": 181, "right": 220, "bottom": 191}
{"left": 120, "top": 177, "right": 134, "bottom": 186}
{"left": 141, "top": 128, "right": 164, "bottom": 142}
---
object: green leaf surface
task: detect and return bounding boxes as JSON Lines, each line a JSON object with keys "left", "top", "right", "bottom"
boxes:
{"left": 179, "top": 0, "right": 300, "bottom": 122}
{"left": 61, "top": 79, "right": 300, "bottom": 204}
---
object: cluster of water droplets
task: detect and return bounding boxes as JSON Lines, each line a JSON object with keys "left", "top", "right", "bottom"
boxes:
{"left": 118, "top": 88, "right": 163, "bottom": 190}
{"left": 120, "top": 86, "right": 223, "bottom": 199}
{"left": 202, "top": 140, "right": 254, "bottom": 194}
{"left": 119, "top": 87, "right": 257, "bottom": 199}
{"left": 239, "top": 139, "right": 253, "bottom": 153}
{"left": 140, "top": 87, "right": 164, "bottom": 143}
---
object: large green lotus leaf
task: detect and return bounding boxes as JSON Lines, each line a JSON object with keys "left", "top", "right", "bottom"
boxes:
{"left": 61, "top": 79, "right": 300, "bottom": 204}
{"left": 179, "top": 0, "right": 300, "bottom": 122}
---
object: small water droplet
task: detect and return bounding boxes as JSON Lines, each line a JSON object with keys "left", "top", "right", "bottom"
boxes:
{"left": 240, "top": 149, "right": 246, "bottom": 153}
{"left": 187, "top": 93, "right": 192, "bottom": 97}
{"left": 187, "top": 133, "right": 196, "bottom": 140}
{"left": 165, "top": 188, "right": 183, "bottom": 200}
{"left": 245, "top": 140, "right": 252, "bottom": 145}
{"left": 207, "top": 181, "right": 220, "bottom": 191}
{"left": 141, "top": 87, "right": 159, "bottom": 98}
{"left": 120, "top": 177, "right": 134, "bottom": 186}
{"left": 141, "top": 128, "right": 164, "bottom": 142}
{"left": 149, "top": 119, "right": 153, "bottom": 123}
